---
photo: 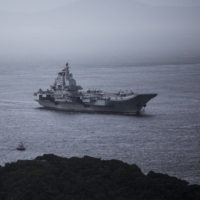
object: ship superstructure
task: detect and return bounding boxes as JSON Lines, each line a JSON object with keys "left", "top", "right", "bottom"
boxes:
{"left": 34, "top": 63, "right": 157, "bottom": 115}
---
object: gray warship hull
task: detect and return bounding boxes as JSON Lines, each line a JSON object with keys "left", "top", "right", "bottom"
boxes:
{"left": 36, "top": 93, "right": 157, "bottom": 115}
{"left": 34, "top": 63, "right": 157, "bottom": 115}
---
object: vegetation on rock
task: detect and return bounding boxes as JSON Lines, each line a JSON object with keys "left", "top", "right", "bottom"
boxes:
{"left": 0, "top": 154, "right": 199, "bottom": 200}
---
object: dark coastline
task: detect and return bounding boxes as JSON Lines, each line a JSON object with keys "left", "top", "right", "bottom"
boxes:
{"left": 0, "top": 154, "right": 199, "bottom": 200}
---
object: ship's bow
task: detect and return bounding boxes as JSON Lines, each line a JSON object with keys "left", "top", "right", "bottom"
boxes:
{"left": 135, "top": 93, "right": 157, "bottom": 113}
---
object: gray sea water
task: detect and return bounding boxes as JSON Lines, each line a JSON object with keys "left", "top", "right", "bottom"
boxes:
{"left": 0, "top": 63, "right": 199, "bottom": 185}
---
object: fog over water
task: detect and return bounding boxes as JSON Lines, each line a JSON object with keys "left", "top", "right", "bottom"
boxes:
{"left": 0, "top": 0, "right": 200, "bottom": 65}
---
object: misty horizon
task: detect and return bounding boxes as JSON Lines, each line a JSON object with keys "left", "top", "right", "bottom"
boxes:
{"left": 1, "top": 0, "right": 200, "bottom": 66}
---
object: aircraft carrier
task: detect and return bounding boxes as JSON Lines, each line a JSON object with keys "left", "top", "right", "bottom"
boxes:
{"left": 34, "top": 63, "right": 157, "bottom": 115}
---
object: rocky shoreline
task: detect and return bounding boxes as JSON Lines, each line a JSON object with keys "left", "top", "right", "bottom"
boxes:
{"left": 0, "top": 154, "right": 199, "bottom": 200}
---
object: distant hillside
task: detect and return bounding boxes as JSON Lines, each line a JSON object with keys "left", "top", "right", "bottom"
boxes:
{"left": 0, "top": 154, "right": 200, "bottom": 200}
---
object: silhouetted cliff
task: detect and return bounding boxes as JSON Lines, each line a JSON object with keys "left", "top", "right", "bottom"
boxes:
{"left": 0, "top": 154, "right": 199, "bottom": 200}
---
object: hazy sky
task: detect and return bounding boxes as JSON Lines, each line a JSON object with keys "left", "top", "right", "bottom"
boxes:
{"left": 0, "top": 0, "right": 199, "bottom": 65}
{"left": 0, "top": 0, "right": 200, "bottom": 13}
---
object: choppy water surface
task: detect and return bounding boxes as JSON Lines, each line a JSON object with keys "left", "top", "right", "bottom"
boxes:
{"left": 0, "top": 63, "right": 199, "bottom": 185}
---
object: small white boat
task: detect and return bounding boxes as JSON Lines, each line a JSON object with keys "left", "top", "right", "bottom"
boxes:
{"left": 17, "top": 142, "right": 25, "bottom": 151}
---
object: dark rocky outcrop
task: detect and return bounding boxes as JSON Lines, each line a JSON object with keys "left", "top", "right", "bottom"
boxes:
{"left": 0, "top": 154, "right": 199, "bottom": 200}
